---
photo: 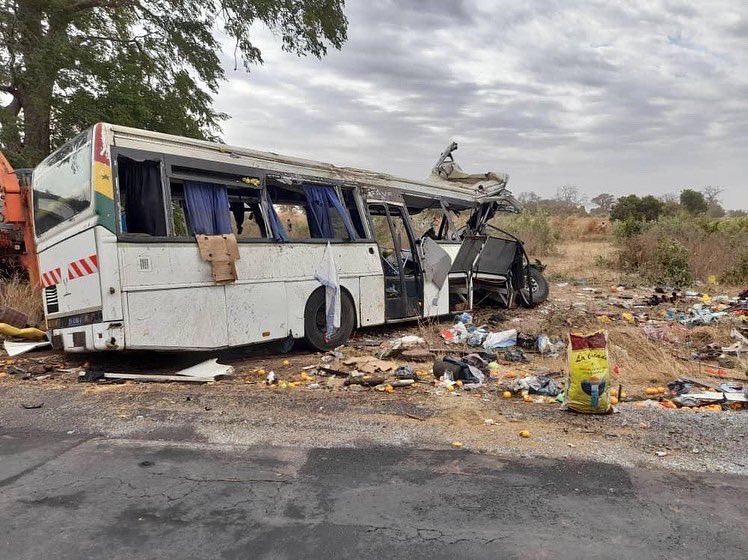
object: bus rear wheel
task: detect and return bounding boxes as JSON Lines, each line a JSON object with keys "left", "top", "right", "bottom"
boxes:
{"left": 304, "top": 289, "right": 355, "bottom": 352}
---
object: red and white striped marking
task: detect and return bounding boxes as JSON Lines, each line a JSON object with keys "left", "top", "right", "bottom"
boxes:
{"left": 67, "top": 254, "right": 98, "bottom": 280}
{"left": 41, "top": 268, "right": 63, "bottom": 288}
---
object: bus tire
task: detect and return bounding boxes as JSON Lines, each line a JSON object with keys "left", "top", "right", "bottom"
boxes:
{"left": 519, "top": 266, "right": 549, "bottom": 307}
{"left": 304, "top": 289, "right": 356, "bottom": 352}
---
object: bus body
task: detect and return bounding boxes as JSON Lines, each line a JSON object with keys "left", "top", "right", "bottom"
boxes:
{"left": 33, "top": 124, "right": 518, "bottom": 352}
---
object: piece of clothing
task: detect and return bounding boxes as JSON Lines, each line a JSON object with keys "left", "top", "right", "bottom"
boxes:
{"left": 184, "top": 181, "right": 232, "bottom": 236}
{"left": 314, "top": 242, "right": 340, "bottom": 338}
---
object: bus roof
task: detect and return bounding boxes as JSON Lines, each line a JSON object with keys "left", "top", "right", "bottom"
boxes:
{"left": 104, "top": 123, "right": 512, "bottom": 210}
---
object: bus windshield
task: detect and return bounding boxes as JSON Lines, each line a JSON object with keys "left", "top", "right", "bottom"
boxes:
{"left": 33, "top": 130, "right": 93, "bottom": 237}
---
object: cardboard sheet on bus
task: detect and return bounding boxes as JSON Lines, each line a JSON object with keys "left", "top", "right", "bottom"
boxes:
{"left": 196, "top": 234, "right": 240, "bottom": 283}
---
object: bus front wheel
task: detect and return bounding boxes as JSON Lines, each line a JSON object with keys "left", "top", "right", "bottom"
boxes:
{"left": 304, "top": 289, "right": 356, "bottom": 352}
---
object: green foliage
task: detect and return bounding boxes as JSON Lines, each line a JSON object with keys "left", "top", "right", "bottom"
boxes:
{"left": 613, "top": 217, "right": 645, "bottom": 239}
{"left": 614, "top": 214, "right": 748, "bottom": 286}
{"left": 679, "top": 189, "right": 708, "bottom": 215}
{"left": 0, "top": 0, "right": 349, "bottom": 166}
{"left": 655, "top": 238, "right": 691, "bottom": 287}
{"left": 610, "top": 194, "right": 663, "bottom": 222}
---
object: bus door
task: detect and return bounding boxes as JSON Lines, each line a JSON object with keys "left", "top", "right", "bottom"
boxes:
{"left": 367, "top": 203, "right": 423, "bottom": 320}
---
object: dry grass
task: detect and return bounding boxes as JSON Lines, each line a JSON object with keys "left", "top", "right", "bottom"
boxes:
{"left": 0, "top": 276, "right": 44, "bottom": 326}
{"left": 549, "top": 216, "right": 612, "bottom": 242}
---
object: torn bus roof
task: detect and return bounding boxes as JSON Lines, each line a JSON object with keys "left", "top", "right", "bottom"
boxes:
{"left": 106, "top": 124, "right": 515, "bottom": 209}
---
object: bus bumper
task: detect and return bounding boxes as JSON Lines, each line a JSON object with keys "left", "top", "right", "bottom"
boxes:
{"left": 50, "top": 323, "right": 125, "bottom": 352}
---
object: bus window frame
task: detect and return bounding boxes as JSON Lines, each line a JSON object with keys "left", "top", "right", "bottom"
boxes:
{"left": 265, "top": 174, "right": 374, "bottom": 243}
{"left": 111, "top": 149, "right": 375, "bottom": 245}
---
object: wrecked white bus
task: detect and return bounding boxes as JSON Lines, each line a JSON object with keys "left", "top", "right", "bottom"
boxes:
{"left": 32, "top": 124, "right": 547, "bottom": 353}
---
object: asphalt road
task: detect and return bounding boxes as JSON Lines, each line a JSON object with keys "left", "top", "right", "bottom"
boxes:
{"left": 1, "top": 428, "right": 746, "bottom": 560}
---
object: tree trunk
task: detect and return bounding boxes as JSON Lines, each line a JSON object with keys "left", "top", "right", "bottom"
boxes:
{"left": 18, "top": 83, "right": 54, "bottom": 165}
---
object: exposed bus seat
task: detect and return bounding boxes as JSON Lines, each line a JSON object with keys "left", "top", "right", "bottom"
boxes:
{"left": 448, "top": 235, "right": 486, "bottom": 309}
{"left": 472, "top": 237, "right": 524, "bottom": 307}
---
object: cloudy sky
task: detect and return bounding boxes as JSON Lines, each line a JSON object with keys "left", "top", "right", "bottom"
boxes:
{"left": 214, "top": 1, "right": 748, "bottom": 210}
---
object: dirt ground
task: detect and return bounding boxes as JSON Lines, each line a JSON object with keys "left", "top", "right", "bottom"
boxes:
{"left": 1, "top": 240, "right": 747, "bottom": 474}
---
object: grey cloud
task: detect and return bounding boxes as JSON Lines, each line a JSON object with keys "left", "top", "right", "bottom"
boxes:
{"left": 214, "top": 0, "right": 748, "bottom": 209}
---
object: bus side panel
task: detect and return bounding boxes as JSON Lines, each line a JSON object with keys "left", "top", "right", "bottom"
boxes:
{"left": 359, "top": 275, "right": 385, "bottom": 326}
{"left": 422, "top": 277, "right": 449, "bottom": 317}
{"left": 126, "top": 286, "right": 228, "bottom": 349}
{"left": 230, "top": 243, "right": 382, "bottom": 340}
{"left": 226, "top": 282, "right": 288, "bottom": 346}
{"left": 95, "top": 226, "right": 124, "bottom": 322}
{"left": 119, "top": 242, "right": 227, "bottom": 349}
{"left": 38, "top": 228, "right": 102, "bottom": 317}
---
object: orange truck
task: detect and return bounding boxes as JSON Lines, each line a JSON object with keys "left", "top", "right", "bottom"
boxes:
{"left": 0, "top": 151, "right": 39, "bottom": 286}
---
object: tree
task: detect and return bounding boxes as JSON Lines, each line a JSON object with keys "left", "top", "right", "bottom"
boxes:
{"left": 609, "top": 194, "right": 663, "bottom": 222}
{"left": 518, "top": 191, "right": 541, "bottom": 213}
{"left": 550, "top": 184, "right": 586, "bottom": 215}
{"left": 590, "top": 193, "right": 615, "bottom": 215}
{"left": 701, "top": 186, "right": 723, "bottom": 206}
{"left": 556, "top": 184, "right": 585, "bottom": 206}
{"left": 0, "top": 0, "right": 348, "bottom": 167}
{"left": 680, "top": 189, "right": 708, "bottom": 215}
{"left": 700, "top": 186, "right": 725, "bottom": 217}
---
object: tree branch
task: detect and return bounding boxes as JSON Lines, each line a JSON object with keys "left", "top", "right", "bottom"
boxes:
{"left": 65, "top": 0, "right": 135, "bottom": 15}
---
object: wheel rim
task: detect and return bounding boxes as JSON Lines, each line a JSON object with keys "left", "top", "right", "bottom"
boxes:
{"left": 528, "top": 276, "right": 539, "bottom": 293}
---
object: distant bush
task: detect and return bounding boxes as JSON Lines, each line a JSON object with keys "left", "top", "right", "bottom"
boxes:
{"left": 610, "top": 194, "right": 664, "bottom": 222}
{"left": 614, "top": 214, "right": 748, "bottom": 286}
{"left": 491, "top": 211, "right": 560, "bottom": 257}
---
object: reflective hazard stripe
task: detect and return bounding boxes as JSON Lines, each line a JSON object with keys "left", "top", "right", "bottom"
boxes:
{"left": 67, "top": 255, "right": 99, "bottom": 280}
{"left": 41, "top": 268, "right": 62, "bottom": 288}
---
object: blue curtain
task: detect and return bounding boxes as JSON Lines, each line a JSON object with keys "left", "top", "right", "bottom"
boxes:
{"left": 183, "top": 181, "right": 232, "bottom": 235}
{"left": 262, "top": 189, "right": 289, "bottom": 242}
{"left": 303, "top": 184, "right": 359, "bottom": 240}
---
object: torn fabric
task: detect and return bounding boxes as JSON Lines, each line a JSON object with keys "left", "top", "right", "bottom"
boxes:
{"left": 314, "top": 242, "right": 340, "bottom": 339}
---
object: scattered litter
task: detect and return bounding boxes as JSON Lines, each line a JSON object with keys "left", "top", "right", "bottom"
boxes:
{"left": 391, "top": 379, "right": 415, "bottom": 388}
{"left": 655, "top": 451, "right": 668, "bottom": 457}
{"left": 394, "top": 365, "right": 416, "bottom": 380}
{"left": 456, "top": 312, "right": 473, "bottom": 324}
{"left": 343, "top": 356, "right": 397, "bottom": 373}
{"left": 266, "top": 371, "right": 277, "bottom": 385}
{"left": 441, "top": 322, "right": 468, "bottom": 344}
{"left": 3, "top": 339, "right": 52, "bottom": 357}
{"left": 519, "top": 430, "right": 531, "bottom": 438}
{"left": 451, "top": 441, "right": 464, "bottom": 448}
{"left": 504, "top": 348, "right": 528, "bottom": 363}
{"left": 509, "top": 375, "right": 563, "bottom": 396}
{"left": 537, "top": 335, "right": 565, "bottom": 357}
{"left": 483, "top": 329, "right": 518, "bottom": 350}
{"left": 345, "top": 374, "right": 385, "bottom": 387}
{"left": 0, "top": 324, "right": 47, "bottom": 341}
{"left": 80, "top": 359, "right": 234, "bottom": 384}
{"left": 433, "top": 356, "right": 485, "bottom": 386}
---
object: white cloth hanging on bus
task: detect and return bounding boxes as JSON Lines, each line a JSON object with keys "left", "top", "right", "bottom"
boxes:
{"left": 314, "top": 242, "right": 340, "bottom": 339}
